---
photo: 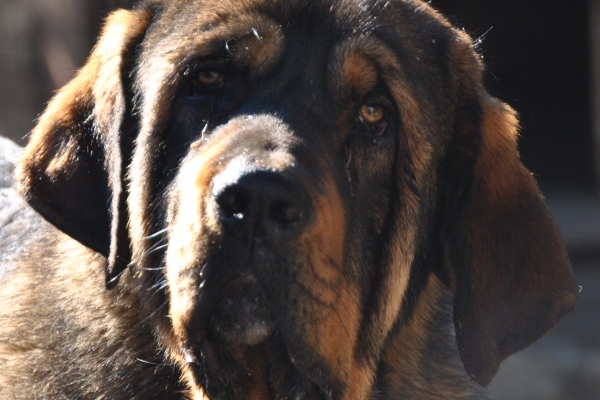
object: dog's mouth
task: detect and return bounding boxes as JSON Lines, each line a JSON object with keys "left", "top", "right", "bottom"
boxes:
{"left": 165, "top": 230, "right": 350, "bottom": 398}
{"left": 208, "top": 274, "right": 276, "bottom": 346}
{"left": 166, "top": 231, "right": 345, "bottom": 400}
{"left": 165, "top": 239, "right": 323, "bottom": 399}
{"left": 177, "top": 270, "right": 278, "bottom": 399}
{"left": 175, "top": 272, "right": 332, "bottom": 400}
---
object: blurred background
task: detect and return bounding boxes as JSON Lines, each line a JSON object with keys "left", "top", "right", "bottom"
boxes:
{"left": 0, "top": 0, "right": 598, "bottom": 398}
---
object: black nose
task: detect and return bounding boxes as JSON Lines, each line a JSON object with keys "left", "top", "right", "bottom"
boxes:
{"left": 213, "top": 170, "right": 310, "bottom": 241}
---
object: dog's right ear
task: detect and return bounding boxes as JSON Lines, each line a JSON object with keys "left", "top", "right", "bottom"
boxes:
{"left": 16, "top": 7, "right": 155, "bottom": 288}
{"left": 442, "top": 86, "right": 577, "bottom": 387}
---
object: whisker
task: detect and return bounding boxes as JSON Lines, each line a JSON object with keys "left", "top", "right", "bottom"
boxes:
{"left": 106, "top": 264, "right": 131, "bottom": 286}
{"left": 136, "top": 358, "right": 172, "bottom": 367}
{"left": 144, "top": 243, "right": 169, "bottom": 257}
{"left": 146, "top": 236, "right": 168, "bottom": 251}
{"left": 150, "top": 279, "right": 169, "bottom": 291}
{"left": 144, "top": 228, "right": 170, "bottom": 240}
{"left": 474, "top": 26, "right": 493, "bottom": 47}
{"left": 201, "top": 120, "right": 210, "bottom": 140}
{"left": 141, "top": 266, "right": 166, "bottom": 271}
{"left": 199, "top": 264, "right": 208, "bottom": 278}
{"left": 345, "top": 150, "right": 353, "bottom": 183}
{"left": 252, "top": 27, "right": 263, "bottom": 43}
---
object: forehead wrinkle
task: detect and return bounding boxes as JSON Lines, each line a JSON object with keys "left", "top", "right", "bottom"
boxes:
{"left": 133, "top": 12, "right": 285, "bottom": 134}
{"left": 163, "top": 12, "right": 285, "bottom": 74}
{"left": 137, "top": 11, "right": 285, "bottom": 89}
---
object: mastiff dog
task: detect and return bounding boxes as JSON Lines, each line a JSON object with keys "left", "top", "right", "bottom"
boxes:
{"left": 0, "top": 0, "right": 576, "bottom": 399}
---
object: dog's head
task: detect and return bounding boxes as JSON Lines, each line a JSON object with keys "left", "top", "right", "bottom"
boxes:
{"left": 16, "top": 0, "right": 576, "bottom": 398}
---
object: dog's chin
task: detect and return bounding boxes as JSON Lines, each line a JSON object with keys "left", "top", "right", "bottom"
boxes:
{"left": 208, "top": 274, "right": 276, "bottom": 346}
{"left": 180, "top": 274, "right": 279, "bottom": 398}
{"left": 177, "top": 272, "right": 328, "bottom": 400}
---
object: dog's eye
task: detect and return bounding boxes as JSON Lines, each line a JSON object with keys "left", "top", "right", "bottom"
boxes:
{"left": 360, "top": 105, "right": 383, "bottom": 124}
{"left": 358, "top": 104, "right": 387, "bottom": 136}
{"left": 196, "top": 70, "right": 224, "bottom": 87}
{"left": 188, "top": 69, "right": 226, "bottom": 97}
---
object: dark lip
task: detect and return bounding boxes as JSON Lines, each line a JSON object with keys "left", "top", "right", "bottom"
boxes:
{"left": 171, "top": 234, "right": 334, "bottom": 399}
{"left": 174, "top": 261, "right": 336, "bottom": 400}
{"left": 175, "top": 268, "right": 277, "bottom": 359}
{"left": 208, "top": 273, "right": 277, "bottom": 345}
{"left": 182, "top": 338, "right": 246, "bottom": 399}
{"left": 182, "top": 331, "right": 331, "bottom": 400}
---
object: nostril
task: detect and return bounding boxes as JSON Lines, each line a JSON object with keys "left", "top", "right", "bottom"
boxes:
{"left": 216, "top": 187, "right": 247, "bottom": 220}
{"left": 212, "top": 167, "right": 311, "bottom": 239}
{"left": 270, "top": 200, "right": 301, "bottom": 228}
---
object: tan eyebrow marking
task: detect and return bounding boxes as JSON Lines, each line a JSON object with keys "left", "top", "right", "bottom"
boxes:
{"left": 330, "top": 37, "right": 395, "bottom": 101}
{"left": 341, "top": 50, "right": 378, "bottom": 97}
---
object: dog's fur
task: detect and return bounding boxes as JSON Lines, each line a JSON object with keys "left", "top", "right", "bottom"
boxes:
{"left": 0, "top": 0, "right": 576, "bottom": 399}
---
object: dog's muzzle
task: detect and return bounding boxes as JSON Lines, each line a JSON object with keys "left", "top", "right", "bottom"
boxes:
{"left": 167, "top": 116, "right": 315, "bottom": 357}
{"left": 205, "top": 156, "right": 314, "bottom": 346}
{"left": 165, "top": 116, "right": 346, "bottom": 399}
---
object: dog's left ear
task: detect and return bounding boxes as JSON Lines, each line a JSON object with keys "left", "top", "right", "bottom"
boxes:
{"left": 442, "top": 94, "right": 577, "bottom": 386}
{"left": 16, "top": 8, "right": 154, "bottom": 288}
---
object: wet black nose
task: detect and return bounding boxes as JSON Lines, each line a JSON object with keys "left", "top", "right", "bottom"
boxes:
{"left": 213, "top": 170, "right": 310, "bottom": 241}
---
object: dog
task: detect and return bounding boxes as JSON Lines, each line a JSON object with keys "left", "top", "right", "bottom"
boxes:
{"left": 0, "top": 0, "right": 577, "bottom": 398}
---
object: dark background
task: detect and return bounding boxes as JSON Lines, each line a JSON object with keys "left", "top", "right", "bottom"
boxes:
{"left": 0, "top": 0, "right": 134, "bottom": 144}
{"left": 433, "top": 0, "right": 595, "bottom": 190}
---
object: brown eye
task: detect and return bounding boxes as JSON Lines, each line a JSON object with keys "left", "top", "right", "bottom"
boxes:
{"left": 359, "top": 104, "right": 384, "bottom": 125}
{"left": 358, "top": 104, "right": 387, "bottom": 136}
{"left": 196, "top": 70, "right": 224, "bottom": 87}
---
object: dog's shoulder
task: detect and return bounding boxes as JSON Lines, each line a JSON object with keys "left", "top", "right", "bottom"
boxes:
{"left": 0, "top": 236, "right": 186, "bottom": 399}
{"left": 0, "top": 141, "right": 186, "bottom": 399}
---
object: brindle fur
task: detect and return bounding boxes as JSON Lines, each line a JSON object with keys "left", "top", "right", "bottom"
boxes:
{"left": 0, "top": 0, "right": 576, "bottom": 399}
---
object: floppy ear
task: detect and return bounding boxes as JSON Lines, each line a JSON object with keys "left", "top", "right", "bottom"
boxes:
{"left": 442, "top": 96, "right": 577, "bottom": 386}
{"left": 15, "top": 8, "right": 153, "bottom": 288}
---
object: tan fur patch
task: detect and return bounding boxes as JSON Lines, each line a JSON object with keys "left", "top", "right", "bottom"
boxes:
{"left": 298, "top": 175, "right": 346, "bottom": 303}
{"left": 475, "top": 100, "right": 525, "bottom": 206}
{"left": 342, "top": 51, "right": 378, "bottom": 97}
{"left": 380, "top": 276, "right": 475, "bottom": 399}
{"left": 295, "top": 174, "right": 369, "bottom": 398}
